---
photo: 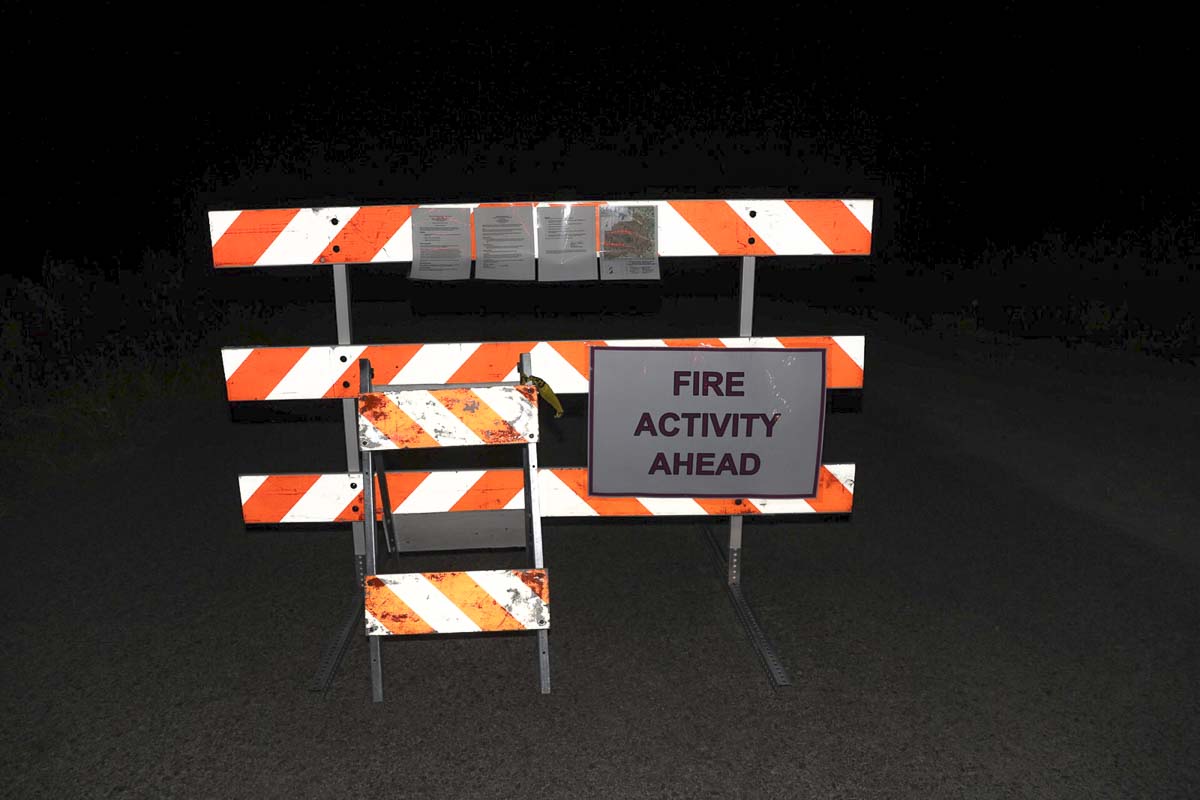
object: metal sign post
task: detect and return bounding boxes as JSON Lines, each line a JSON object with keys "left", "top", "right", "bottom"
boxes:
{"left": 310, "top": 264, "right": 370, "bottom": 692}
{"left": 726, "top": 255, "right": 794, "bottom": 687}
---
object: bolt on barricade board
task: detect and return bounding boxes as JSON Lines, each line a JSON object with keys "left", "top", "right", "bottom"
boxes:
{"left": 210, "top": 197, "right": 873, "bottom": 697}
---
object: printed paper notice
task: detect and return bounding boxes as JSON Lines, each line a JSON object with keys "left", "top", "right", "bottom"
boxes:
{"left": 410, "top": 207, "right": 471, "bottom": 280}
{"left": 474, "top": 205, "right": 536, "bottom": 281}
{"left": 536, "top": 205, "right": 598, "bottom": 282}
{"left": 599, "top": 205, "right": 659, "bottom": 280}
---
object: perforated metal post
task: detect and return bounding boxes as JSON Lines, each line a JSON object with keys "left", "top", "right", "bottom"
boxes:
{"left": 721, "top": 254, "right": 792, "bottom": 688}
{"left": 520, "top": 352, "right": 551, "bottom": 694}
{"left": 309, "top": 264, "right": 366, "bottom": 693}
{"left": 360, "top": 358, "right": 384, "bottom": 702}
{"left": 334, "top": 265, "right": 368, "bottom": 585}
{"left": 730, "top": 255, "right": 755, "bottom": 585}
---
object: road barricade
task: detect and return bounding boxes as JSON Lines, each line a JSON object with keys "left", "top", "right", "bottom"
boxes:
{"left": 210, "top": 198, "right": 873, "bottom": 699}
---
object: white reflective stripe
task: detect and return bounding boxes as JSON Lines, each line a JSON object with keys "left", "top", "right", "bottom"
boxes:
{"left": 605, "top": 339, "right": 668, "bottom": 348}
{"left": 208, "top": 210, "right": 240, "bottom": 246}
{"left": 388, "top": 390, "right": 483, "bottom": 446}
{"left": 381, "top": 574, "right": 481, "bottom": 633}
{"left": 654, "top": 200, "right": 719, "bottom": 256}
{"left": 269, "top": 346, "right": 364, "bottom": 400}
{"left": 749, "top": 497, "right": 816, "bottom": 513}
{"left": 281, "top": 474, "right": 360, "bottom": 523}
{"left": 844, "top": 199, "right": 874, "bottom": 231}
{"left": 222, "top": 348, "right": 253, "bottom": 381}
{"left": 538, "top": 470, "right": 598, "bottom": 517}
{"left": 634, "top": 496, "right": 708, "bottom": 516}
{"left": 832, "top": 336, "right": 865, "bottom": 370}
{"left": 471, "top": 387, "right": 538, "bottom": 438}
{"left": 238, "top": 475, "right": 268, "bottom": 505}
{"left": 256, "top": 207, "right": 359, "bottom": 266}
{"left": 330, "top": 345, "right": 370, "bottom": 379}
{"left": 468, "top": 570, "right": 548, "bottom": 629}
{"left": 825, "top": 464, "right": 856, "bottom": 493}
{"left": 389, "top": 343, "right": 477, "bottom": 385}
{"left": 392, "top": 470, "right": 485, "bottom": 514}
{"left": 364, "top": 611, "right": 388, "bottom": 636}
{"left": 726, "top": 200, "right": 831, "bottom": 255}
{"left": 503, "top": 488, "right": 525, "bottom": 510}
{"left": 722, "top": 337, "right": 784, "bottom": 348}
{"left": 373, "top": 215, "right": 414, "bottom": 262}
{"left": 359, "top": 419, "right": 394, "bottom": 451}
{"left": 525, "top": 342, "right": 590, "bottom": 394}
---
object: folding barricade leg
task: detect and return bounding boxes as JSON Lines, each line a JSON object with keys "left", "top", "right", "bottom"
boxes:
{"left": 356, "top": 356, "right": 550, "bottom": 702}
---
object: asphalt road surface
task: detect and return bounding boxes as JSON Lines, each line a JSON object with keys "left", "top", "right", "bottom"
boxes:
{"left": 3, "top": 298, "right": 1198, "bottom": 799}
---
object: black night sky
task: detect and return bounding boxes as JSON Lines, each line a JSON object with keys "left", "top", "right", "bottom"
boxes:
{"left": 12, "top": 13, "right": 1196, "bottom": 284}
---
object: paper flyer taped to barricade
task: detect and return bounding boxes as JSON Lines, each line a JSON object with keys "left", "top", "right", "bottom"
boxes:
{"left": 410, "top": 207, "right": 472, "bottom": 280}
{"left": 599, "top": 205, "right": 659, "bottom": 280}
{"left": 536, "top": 205, "right": 598, "bottom": 281}
{"left": 475, "top": 205, "right": 536, "bottom": 280}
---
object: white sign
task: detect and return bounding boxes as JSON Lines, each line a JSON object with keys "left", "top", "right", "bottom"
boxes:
{"left": 599, "top": 205, "right": 660, "bottom": 280}
{"left": 588, "top": 347, "right": 827, "bottom": 497}
{"left": 410, "top": 207, "right": 471, "bottom": 280}
{"left": 536, "top": 205, "right": 598, "bottom": 281}
{"left": 475, "top": 205, "right": 536, "bottom": 281}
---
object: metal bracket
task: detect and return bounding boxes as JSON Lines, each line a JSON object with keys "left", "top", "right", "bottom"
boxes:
{"left": 704, "top": 524, "right": 792, "bottom": 688}
{"left": 309, "top": 591, "right": 365, "bottom": 692}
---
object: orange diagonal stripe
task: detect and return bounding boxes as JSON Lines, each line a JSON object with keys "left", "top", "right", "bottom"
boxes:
{"left": 448, "top": 341, "right": 539, "bottom": 384}
{"left": 242, "top": 475, "right": 320, "bottom": 524}
{"left": 335, "top": 490, "right": 365, "bottom": 522}
{"left": 359, "top": 394, "right": 439, "bottom": 449}
{"left": 433, "top": 388, "right": 527, "bottom": 444}
{"left": 375, "top": 471, "right": 434, "bottom": 517}
{"left": 693, "top": 497, "right": 762, "bottom": 516}
{"left": 549, "top": 340, "right": 606, "bottom": 382}
{"left": 212, "top": 209, "right": 301, "bottom": 267}
{"left": 804, "top": 467, "right": 854, "bottom": 513}
{"left": 776, "top": 336, "right": 862, "bottom": 389}
{"left": 450, "top": 469, "right": 527, "bottom": 511}
{"left": 226, "top": 348, "right": 308, "bottom": 401}
{"left": 668, "top": 200, "right": 774, "bottom": 255}
{"left": 513, "top": 569, "right": 550, "bottom": 604}
{"left": 552, "top": 468, "right": 650, "bottom": 516}
{"left": 425, "top": 572, "right": 525, "bottom": 631}
{"left": 364, "top": 577, "right": 436, "bottom": 635}
{"left": 785, "top": 200, "right": 871, "bottom": 254}
{"left": 318, "top": 205, "right": 413, "bottom": 264}
{"left": 323, "top": 344, "right": 422, "bottom": 399}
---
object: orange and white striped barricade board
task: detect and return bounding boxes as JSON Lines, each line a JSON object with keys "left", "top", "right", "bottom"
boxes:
{"left": 355, "top": 356, "right": 550, "bottom": 701}
{"left": 220, "top": 335, "right": 865, "bottom": 402}
{"left": 238, "top": 465, "right": 856, "bottom": 529}
{"left": 208, "top": 199, "right": 874, "bottom": 267}
{"left": 210, "top": 195, "right": 875, "bottom": 695}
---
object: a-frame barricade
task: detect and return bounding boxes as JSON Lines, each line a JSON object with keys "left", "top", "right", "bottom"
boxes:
{"left": 356, "top": 354, "right": 550, "bottom": 700}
